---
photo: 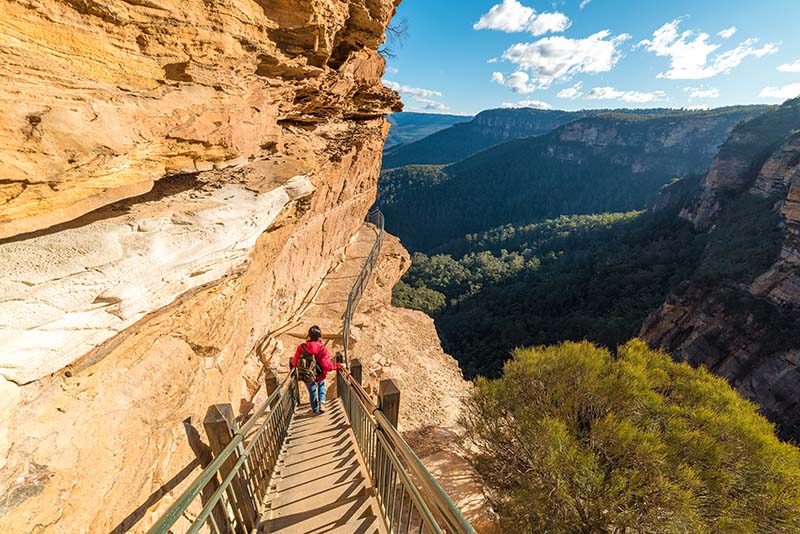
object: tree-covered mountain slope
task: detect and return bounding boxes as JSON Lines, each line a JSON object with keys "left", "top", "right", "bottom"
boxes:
{"left": 394, "top": 202, "right": 706, "bottom": 379}
{"left": 381, "top": 107, "right": 594, "bottom": 169}
{"left": 385, "top": 112, "right": 471, "bottom": 149}
{"left": 379, "top": 106, "right": 769, "bottom": 251}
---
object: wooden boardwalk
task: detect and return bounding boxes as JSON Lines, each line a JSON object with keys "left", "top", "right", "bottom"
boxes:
{"left": 258, "top": 399, "right": 386, "bottom": 534}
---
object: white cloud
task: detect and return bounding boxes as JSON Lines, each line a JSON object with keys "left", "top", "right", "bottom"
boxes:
{"left": 383, "top": 80, "right": 448, "bottom": 111}
{"left": 778, "top": 60, "right": 800, "bottom": 73}
{"left": 640, "top": 20, "right": 779, "bottom": 79}
{"left": 501, "top": 99, "right": 553, "bottom": 109}
{"left": 385, "top": 66, "right": 399, "bottom": 75}
{"left": 474, "top": 0, "right": 571, "bottom": 36}
{"left": 412, "top": 97, "right": 449, "bottom": 111}
{"left": 585, "top": 86, "right": 667, "bottom": 103}
{"left": 383, "top": 80, "right": 442, "bottom": 98}
{"left": 491, "top": 71, "right": 539, "bottom": 94}
{"left": 718, "top": 26, "right": 737, "bottom": 39}
{"left": 684, "top": 86, "right": 720, "bottom": 99}
{"left": 759, "top": 83, "right": 800, "bottom": 100}
{"left": 580, "top": 0, "right": 592, "bottom": 8}
{"left": 499, "top": 30, "right": 631, "bottom": 90}
{"left": 557, "top": 82, "right": 583, "bottom": 99}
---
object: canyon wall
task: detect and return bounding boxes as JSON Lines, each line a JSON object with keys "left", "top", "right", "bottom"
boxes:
{"left": 0, "top": 0, "right": 406, "bottom": 531}
{"left": 642, "top": 98, "right": 800, "bottom": 441}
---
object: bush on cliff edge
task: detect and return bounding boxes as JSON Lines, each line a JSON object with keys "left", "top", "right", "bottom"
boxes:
{"left": 461, "top": 340, "right": 800, "bottom": 533}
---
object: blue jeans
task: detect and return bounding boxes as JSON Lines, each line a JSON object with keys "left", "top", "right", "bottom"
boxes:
{"left": 306, "top": 380, "right": 326, "bottom": 412}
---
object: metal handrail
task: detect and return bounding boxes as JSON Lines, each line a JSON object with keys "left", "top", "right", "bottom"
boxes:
{"left": 147, "top": 370, "right": 298, "bottom": 534}
{"left": 337, "top": 367, "right": 477, "bottom": 534}
{"left": 342, "top": 208, "right": 384, "bottom": 366}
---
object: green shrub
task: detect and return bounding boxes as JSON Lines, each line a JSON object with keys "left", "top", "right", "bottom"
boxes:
{"left": 462, "top": 340, "right": 800, "bottom": 534}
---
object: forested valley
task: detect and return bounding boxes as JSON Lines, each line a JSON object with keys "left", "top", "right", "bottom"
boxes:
{"left": 379, "top": 106, "right": 776, "bottom": 377}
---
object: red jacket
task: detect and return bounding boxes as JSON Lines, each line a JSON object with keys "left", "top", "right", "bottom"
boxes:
{"left": 291, "top": 341, "right": 342, "bottom": 383}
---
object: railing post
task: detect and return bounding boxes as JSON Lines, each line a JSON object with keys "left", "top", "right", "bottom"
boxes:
{"left": 265, "top": 369, "right": 278, "bottom": 396}
{"left": 289, "top": 356, "right": 301, "bottom": 404}
{"left": 203, "top": 404, "right": 257, "bottom": 533}
{"left": 378, "top": 379, "right": 400, "bottom": 428}
{"left": 350, "top": 359, "right": 363, "bottom": 385}
{"left": 265, "top": 369, "right": 279, "bottom": 409}
{"left": 330, "top": 352, "right": 345, "bottom": 399}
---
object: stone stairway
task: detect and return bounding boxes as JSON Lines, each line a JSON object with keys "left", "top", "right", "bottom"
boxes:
{"left": 258, "top": 399, "right": 386, "bottom": 534}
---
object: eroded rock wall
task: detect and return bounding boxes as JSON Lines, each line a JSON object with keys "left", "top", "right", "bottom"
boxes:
{"left": 642, "top": 99, "right": 800, "bottom": 441}
{"left": 0, "top": 0, "right": 402, "bottom": 531}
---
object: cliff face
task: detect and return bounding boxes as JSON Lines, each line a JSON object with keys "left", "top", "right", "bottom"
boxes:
{"left": 552, "top": 110, "right": 763, "bottom": 177}
{"left": 0, "top": 1, "right": 404, "bottom": 531}
{"left": 642, "top": 98, "right": 800, "bottom": 441}
{"left": 468, "top": 108, "right": 591, "bottom": 139}
{"left": 685, "top": 100, "right": 800, "bottom": 229}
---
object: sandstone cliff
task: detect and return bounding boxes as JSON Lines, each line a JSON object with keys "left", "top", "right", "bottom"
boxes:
{"left": 642, "top": 98, "right": 800, "bottom": 441}
{"left": 0, "top": 1, "right": 420, "bottom": 531}
{"left": 552, "top": 109, "right": 765, "bottom": 178}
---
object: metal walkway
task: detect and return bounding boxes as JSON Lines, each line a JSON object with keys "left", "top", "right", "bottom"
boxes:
{"left": 259, "top": 399, "right": 385, "bottom": 534}
{"left": 147, "top": 211, "right": 475, "bottom": 534}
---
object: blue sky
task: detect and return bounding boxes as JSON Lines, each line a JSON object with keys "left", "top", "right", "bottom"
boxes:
{"left": 382, "top": 0, "right": 800, "bottom": 115}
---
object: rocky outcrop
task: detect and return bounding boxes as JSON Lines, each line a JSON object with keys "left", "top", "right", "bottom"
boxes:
{"left": 750, "top": 132, "right": 800, "bottom": 308}
{"left": 0, "top": 0, "right": 400, "bottom": 239}
{"left": 642, "top": 99, "right": 800, "bottom": 441}
{"left": 685, "top": 99, "right": 800, "bottom": 229}
{"left": 0, "top": 0, "right": 403, "bottom": 531}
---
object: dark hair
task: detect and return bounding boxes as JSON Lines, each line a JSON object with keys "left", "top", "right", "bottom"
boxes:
{"left": 308, "top": 325, "right": 322, "bottom": 341}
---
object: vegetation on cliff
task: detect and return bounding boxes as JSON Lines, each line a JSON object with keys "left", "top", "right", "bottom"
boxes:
{"left": 462, "top": 340, "right": 800, "bottom": 534}
{"left": 714, "top": 97, "right": 800, "bottom": 184}
{"left": 694, "top": 192, "right": 784, "bottom": 285}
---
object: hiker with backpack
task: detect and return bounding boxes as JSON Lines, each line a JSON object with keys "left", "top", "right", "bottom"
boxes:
{"left": 291, "top": 326, "right": 343, "bottom": 414}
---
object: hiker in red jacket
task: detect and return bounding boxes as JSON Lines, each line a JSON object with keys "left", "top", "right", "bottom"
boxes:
{"left": 291, "top": 326, "right": 343, "bottom": 413}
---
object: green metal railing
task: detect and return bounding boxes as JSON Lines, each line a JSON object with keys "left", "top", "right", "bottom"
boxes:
{"left": 342, "top": 208, "right": 384, "bottom": 366}
{"left": 147, "top": 371, "right": 297, "bottom": 534}
{"left": 337, "top": 367, "right": 477, "bottom": 534}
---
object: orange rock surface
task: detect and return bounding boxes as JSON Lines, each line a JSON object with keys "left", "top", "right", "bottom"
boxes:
{"left": 0, "top": 0, "right": 410, "bottom": 531}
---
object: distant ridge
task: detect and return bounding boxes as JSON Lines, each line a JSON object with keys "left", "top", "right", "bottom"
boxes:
{"left": 382, "top": 108, "right": 592, "bottom": 169}
{"left": 385, "top": 112, "right": 471, "bottom": 149}
{"left": 379, "top": 106, "right": 771, "bottom": 251}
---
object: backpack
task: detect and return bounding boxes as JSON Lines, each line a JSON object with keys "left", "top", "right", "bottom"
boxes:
{"left": 296, "top": 344, "right": 321, "bottom": 384}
